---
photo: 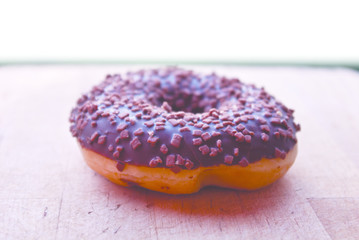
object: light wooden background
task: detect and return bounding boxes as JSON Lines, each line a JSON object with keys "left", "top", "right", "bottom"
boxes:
{"left": 0, "top": 65, "right": 358, "bottom": 240}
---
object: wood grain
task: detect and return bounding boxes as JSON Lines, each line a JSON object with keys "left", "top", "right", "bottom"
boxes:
{"left": 0, "top": 65, "right": 358, "bottom": 239}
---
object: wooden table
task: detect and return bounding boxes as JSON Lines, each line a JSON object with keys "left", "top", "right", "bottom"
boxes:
{"left": 0, "top": 65, "right": 358, "bottom": 240}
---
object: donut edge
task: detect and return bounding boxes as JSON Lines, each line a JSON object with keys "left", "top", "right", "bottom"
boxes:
{"left": 79, "top": 143, "right": 298, "bottom": 194}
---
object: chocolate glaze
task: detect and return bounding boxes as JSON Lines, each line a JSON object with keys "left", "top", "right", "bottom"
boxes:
{"left": 69, "top": 67, "right": 300, "bottom": 171}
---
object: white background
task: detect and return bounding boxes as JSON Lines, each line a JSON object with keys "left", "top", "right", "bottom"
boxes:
{"left": 0, "top": 0, "right": 358, "bottom": 64}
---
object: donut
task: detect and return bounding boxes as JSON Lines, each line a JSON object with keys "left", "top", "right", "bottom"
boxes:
{"left": 69, "top": 67, "right": 300, "bottom": 194}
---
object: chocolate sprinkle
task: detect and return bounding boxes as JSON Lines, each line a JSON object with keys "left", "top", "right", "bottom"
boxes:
{"left": 97, "top": 135, "right": 106, "bottom": 145}
{"left": 133, "top": 128, "right": 144, "bottom": 136}
{"left": 117, "top": 123, "right": 128, "bottom": 132}
{"left": 170, "top": 134, "right": 182, "bottom": 148}
{"left": 116, "top": 161, "right": 125, "bottom": 171}
{"left": 70, "top": 67, "right": 299, "bottom": 171}
{"left": 234, "top": 148, "right": 239, "bottom": 156}
{"left": 192, "top": 138, "right": 203, "bottom": 146}
{"left": 149, "top": 156, "right": 162, "bottom": 167}
{"left": 201, "top": 132, "right": 211, "bottom": 141}
{"left": 119, "top": 130, "right": 130, "bottom": 139}
{"left": 239, "top": 157, "right": 249, "bottom": 167}
{"left": 192, "top": 130, "right": 203, "bottom": 136}
{"left": 224, "top": 155, "right": 234, "bottom": 165}
{"left": 130, "top": 137, "right": 141, "bottom": 150}
{"left": 158, "top": 144, "right": 167, "bottom": 154}
{"left": 147, "top": 136, "right": 159, "bottom": 147}
{"left": 198, "top": 145, "right": 210, "bottom": 155}
{"left": 185, "top": 159, "right": 194, "bottom": 169}
{"left": 166, "top": 154, "right": 176, "bottom": 167}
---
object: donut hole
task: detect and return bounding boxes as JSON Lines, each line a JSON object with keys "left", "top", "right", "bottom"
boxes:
{"left": 155, "top": 87, "right": 221, "bottom": 114}
{"left": 158, "top": 96, "right": 212, "bottom": 114}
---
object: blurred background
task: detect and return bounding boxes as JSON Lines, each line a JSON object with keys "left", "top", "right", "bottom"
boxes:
{"left": 0, "top": 0, "right": 358, "bottom": 68}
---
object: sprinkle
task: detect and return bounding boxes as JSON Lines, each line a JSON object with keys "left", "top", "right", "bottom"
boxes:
{"left": 166, "top": 154, "right": 176, "bottom": 167}
{"left": 147, "top": 136, "right": 159, "bottom": 147}
{"left": 270, "top": 117, "right": 281, "bottom": 125}
{"left": 149, "top": 156, "right": 162, "bottom": 167}
{"left": 179, "top": 120, "right": 186, "bottom": 126}
{"left": 261, "top": 133, "right": 269, "bottom": 142}
{"left": 260, "top": 125, "right": 270, "bottom": 133}
{"left": 97, "top": 135, "right": 106, "bottom": 144}
{"left": 264, "top": 112, "right": 272, "bottom": 117}
{"left": 161, "top": 101, "right": 172, "bottom": 112}
{"left": 160, "top": 144, "right": 168, "bottom": 154}
{"left": 275, "top": 147, "right": 286, "bottom": 159}
{"left": 223, "top": 121, "right": 234, "bottom": 126}
{"left": 126, "top": 117, "right": 136, "bottom": 125}
{"left": 130, "top": 137, "right": 141, "bottom": 150}
{"left": 212, "top": 131, "right": 221, "bottom": 137}
{"left": 224, "top": 155, "right": 234, "bottom": 165}
{"left": 257, "top": 117, "right": 267, "bottom": 124}
{"left": 108, "top": 144, "right": 114, "bottom": 152}
{"left": 216, "top": 139, "right": 222, "bottom": 148}
{"left": 90, "top": 131, "right": 100, "bottom": 143}
{"left": 244, "top": 135, "right": 252, "bottom": 143}
{"left": 185, "top": 160, "right": 194, "bottom": 169}
{"left": 201, "top": 132, "right": 211, "bottom": 141}
{"left": 116, "top": 162, "right": 125, "bottom": 171}
{"left": 113, "top": 150, "right": 120, "bottom": 158}
{"left": 168, "top": 119, "right": 179, "bottom": 126}
{"left": 101, "top": 112, "right": 110, "bottom": 117}
{"left": 133, "top": 128, "right": 144, "bottom": 136}
{"left": 234, "top": 132, "right": 244, "bottom": 142}
{"left": 203, "top": 119, "right": 212, "bottom": 124}
{"left": 91, "top": 121, "right": 97, "bottom": 127}
{"left": 198, "top": 145, "right": 210, "bottom": 155}
{"left": 116, "top": 146, "right": 123, "bottom": 152}
{"left": 192, "top": 130, "right": 203, "bottom": 136}
{"left": 144, "top": 121, "right": 154, "bottom": 127}
{"left": 281, "top": 119, "right": 289, "bottom": 129}
{"left": 209, "top": 148, "right": 219, "bottom": 157}
{"left": 175, "top": 154, "right": 185, "bottom": 165}
{"left": 234, "top": 148, "right": 239, "bottom": 156}
{"left": 117, "top": 123, "right": 128, "bottom": 132}
{"left": 239, "top": 116, "right": 248, "bottom": 123}
{"left": 194, "top": 123, "right": 203, "bottom": 128}
{"left": 225, "top": 126, "right": 236, "bottom": 136}
{"left": 170, "top": 134, "right": 182, "bottom": 148}
{"left": 202, "top": 124, "right": 210, "bottom": 130}
{"left": 242, "top": 129, "right": 250, "bottom": 135}
{"left": 155, "top": 125, "right": 165, "bottom": 131}
{"left": 239, "top": 157, "right": 249, "bottom": 167}
{"left": 192, "top": 138, "right": 203, "bottom": 146}
{"left": 215, "top": 124, "right": 224, "bottom": 129}
{"left": 179, "top": 127, "right": 190, "bottom": 132}
{"left": 118, "top": 112, "right": 129, "bottom": 119}
{"left": 120, "top": 130, "right": 130, "bottom": 139}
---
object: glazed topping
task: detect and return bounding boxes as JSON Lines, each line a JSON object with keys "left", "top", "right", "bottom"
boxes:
{"left": 69, "top": 67, "right": 300, "bottom": 171}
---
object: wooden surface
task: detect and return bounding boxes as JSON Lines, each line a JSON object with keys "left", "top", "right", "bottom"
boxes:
{"left": 0, "top": 65, "right": 359, "bottom": 240}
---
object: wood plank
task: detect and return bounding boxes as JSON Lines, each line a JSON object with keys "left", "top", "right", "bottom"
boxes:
{"left": 0, "top": 65, "right": 358, "bottom": 239}
{"left": 309, "top": 198, "right": 359, "bottom": 240}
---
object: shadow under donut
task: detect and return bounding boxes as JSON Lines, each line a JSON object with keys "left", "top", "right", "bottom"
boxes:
{"left": 98, "top": 173, "right": 296, "bottom": 218}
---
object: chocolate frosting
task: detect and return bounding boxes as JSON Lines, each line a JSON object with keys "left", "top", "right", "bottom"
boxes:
{"left": 69, "top": 67, "right": 300, "bottom": 171}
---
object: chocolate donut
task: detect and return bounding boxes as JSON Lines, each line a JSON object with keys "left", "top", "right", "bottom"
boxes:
{"left": 70, "top": 67, "right": 300, "bottom": 194}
